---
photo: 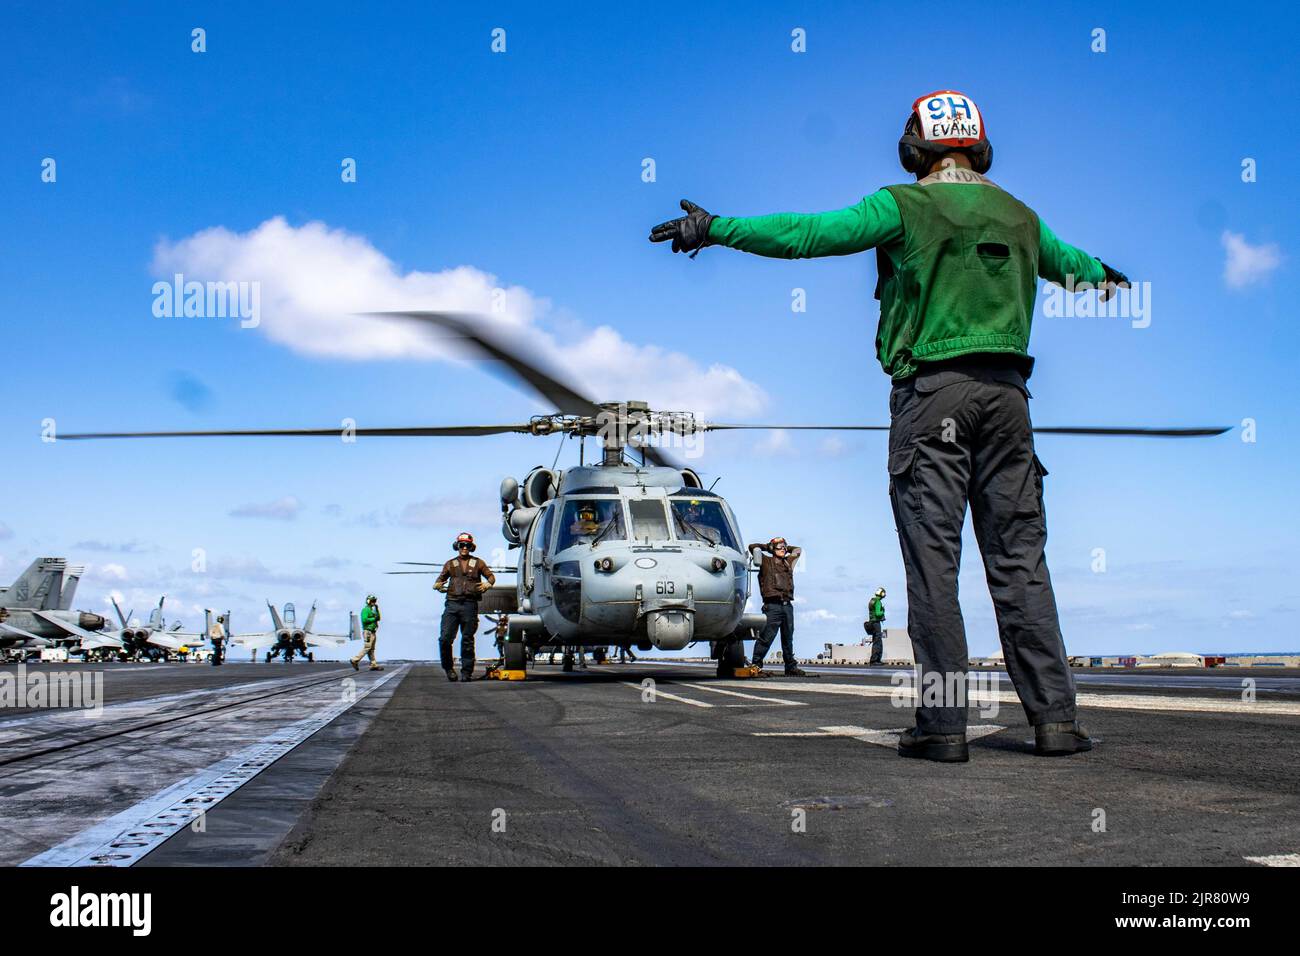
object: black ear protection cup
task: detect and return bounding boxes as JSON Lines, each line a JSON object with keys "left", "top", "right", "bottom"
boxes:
{"left": 898, "top": 109, "right": 994, "bottom": 175}
{"left": 966, "top": 139, "right": 993, "bottom": 174}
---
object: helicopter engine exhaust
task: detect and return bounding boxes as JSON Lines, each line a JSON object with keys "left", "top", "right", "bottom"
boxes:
{"left": 645, "top": 609, "right": 694, "bottom": 650}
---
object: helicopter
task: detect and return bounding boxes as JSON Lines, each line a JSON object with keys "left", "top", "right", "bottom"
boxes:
{"left": 58, "top": 310, "right": 1229, "bottom": 678}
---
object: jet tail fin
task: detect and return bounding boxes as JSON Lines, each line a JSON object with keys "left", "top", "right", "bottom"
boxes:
{"left": 267, "top": 601, "right": 284, "bottom": 631}
{"left": 350, "top": 610, "right": 361, "bottom": 642}
{"left": 112, "top": 597, "right": 130, "bottom": 629}
{"left": 304, "top": 601, "right": 318, "bottom": 634}
{"left": 59, "top": 566, "right": 85, "bottom": 610}
{"left": 2, "top": 558, "right": 68, "bottom": 610}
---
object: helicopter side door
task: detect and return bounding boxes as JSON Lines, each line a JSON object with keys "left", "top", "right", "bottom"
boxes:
{"left": 524, "top": 502, "right": 556, "bottom": 608}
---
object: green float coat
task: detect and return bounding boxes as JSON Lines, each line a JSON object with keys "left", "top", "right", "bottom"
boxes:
{"left": 706, "top": 171, "right": 1106, "bottom": 379}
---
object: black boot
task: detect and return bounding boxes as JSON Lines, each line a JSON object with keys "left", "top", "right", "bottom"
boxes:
{"left": 897, "top": 727, "right": 969, "bottom": 763}
{"left": 1034, "top": 720, "right": 1092, "bottom": 756}
{"left": 445, "top": 668, "right": 458, "bottom": 682}
{"left": 459, "top": 668, "right": 474, "bottom": 682}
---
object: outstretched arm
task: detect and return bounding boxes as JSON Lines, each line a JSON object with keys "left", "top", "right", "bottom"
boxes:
{"left": 651, "top": 191, "right": 902, "bottom": 259}
{"left": 1038, "top": 220, "right": 1127, "bottom": 298}
{"left": 709, "top": 191, "right": 902, "bottom": 259}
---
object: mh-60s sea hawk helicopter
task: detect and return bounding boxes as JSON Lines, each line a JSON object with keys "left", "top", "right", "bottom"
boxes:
{"left": 59, "top": 311, "right": 1228, "bottom": 678}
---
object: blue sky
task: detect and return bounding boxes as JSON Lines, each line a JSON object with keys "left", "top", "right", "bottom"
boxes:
{"left": 1, "top": 1, "right": 1296, "bottom": 659}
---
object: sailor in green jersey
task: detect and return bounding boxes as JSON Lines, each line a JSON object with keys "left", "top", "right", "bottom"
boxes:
{"left": 651, "top": 90, "right": 1128, "bottom": 762}
{"left": 352, "top": 594, "right": 383, "bottom": 672}
{"left": 865, "top": 588, "right": 886, "bottom": 666}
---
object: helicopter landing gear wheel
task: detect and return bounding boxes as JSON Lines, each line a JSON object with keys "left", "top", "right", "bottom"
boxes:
{"left": 502, "top": 639, "right": 527, "bottom": 678}
{"left": 717, "top": 640, "right": 746, "bottom": 678}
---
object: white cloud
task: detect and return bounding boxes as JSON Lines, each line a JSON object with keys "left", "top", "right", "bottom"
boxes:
{"left": 153, "top": 217, "right": 766, "bottom": 418}
{"left": 754, "top": 429, "right": 792, "bottom": 456}
{"left": 819, "top": 436, "right": 847, "bottom": 458}
{"left": 1221, "top": 231, "right": 1282, "bottom": 289}
{"left": 399, "top": 494, "right": 496, "bottom": 530}
{"left": 97, "top": 563, "right": 129, "bottom": 582}
{"left": 805, "top": 608, "right": 841, "bottom": 622}
{"left": 229, "top": 496, "right": 302, "bottom": 520}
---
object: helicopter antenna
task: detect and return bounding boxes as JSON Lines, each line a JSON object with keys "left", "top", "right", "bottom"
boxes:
{"left": 550, "top": 432, "right": 565, "bottom": 471}
{"left": 708, "top": 476, "right": 721, "bottom": 491}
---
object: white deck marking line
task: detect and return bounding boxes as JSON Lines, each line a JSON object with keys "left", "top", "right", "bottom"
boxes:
{"left": 0, "top": 674, "right": 320, "bottom": 735}
{"left": 678, "top": 683, "right": 805, "bottom": 706}
{"left": 714, "top": 680, "right": 1300, "bottom": 717}
{"left": 619, "top": 682, "right": 713, "bottom": 708}
{"left": 1244, "top": 854, "right": 1300, "bottom": 867}
{"left": 754, "top": 724, "right": 1005, "bottom": 748}
{"left": 21, "top": 665, "right": 408, "bottom": 867}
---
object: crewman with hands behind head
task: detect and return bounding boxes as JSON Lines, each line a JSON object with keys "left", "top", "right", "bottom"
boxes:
{"left": 748, "top": 537, "right": 808, "bottom": 677}
{"left": 434, "top": 532, "right": 496, "bottom": 682}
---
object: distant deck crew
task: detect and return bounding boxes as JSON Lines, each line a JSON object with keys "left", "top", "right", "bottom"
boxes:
{"left": 865, "top": 588, "right": 886, "bottom": 666}
{"left": 748, "top": 537, "right": 807, "bottom": 677}
{"left": 652, "top": 89, "right": 1120, "bottom": 760}
{"left": 208, "top": 614, "right": 226, "bottom": 666}
{"left": 352, "top": 595, "right": 383, "bottom": 672}
{"left": 434, "top": 532, "right": 496, "bottom": 682}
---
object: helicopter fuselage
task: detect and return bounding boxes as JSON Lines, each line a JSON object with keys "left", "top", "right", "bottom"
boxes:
{"left": 505, "top": 462, "right": 761, "bottom": 651}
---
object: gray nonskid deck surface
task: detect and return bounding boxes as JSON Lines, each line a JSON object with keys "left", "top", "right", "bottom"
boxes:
{"left": 0, "top": 663, "right": 393, "bottom": 865}
{"left": 271, "top": 663, "right": 1300, "bottom": 867}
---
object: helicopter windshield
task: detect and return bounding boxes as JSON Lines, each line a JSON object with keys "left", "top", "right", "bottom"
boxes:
{"left": 669, "top": 497, "right": 739, "bottom": 549}
{"left": 556, "top": 499, "right": 626, "bottom": 550}
{"left": 628, "top": 499, "right": 670, "bottom": 542}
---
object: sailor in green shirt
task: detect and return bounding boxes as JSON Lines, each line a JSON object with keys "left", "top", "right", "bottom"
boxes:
{"left": 865, "top": 588, "right": 886, "bottom": 667}
{"left": 351, "top": 594, "right": 383, "bottom": 672}
{"left": 652, "top": 90, "right": 1125, "bottom": 762}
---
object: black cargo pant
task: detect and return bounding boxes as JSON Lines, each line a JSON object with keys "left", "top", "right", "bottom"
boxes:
{"left": 753, "top": 600, "right": 795, "bottom": 669}
{"left": 439, "top": 598, "right": 479, "bottom": 672}
{"left": 888, "top": 365, "right": 1077, "bottom": 734}
{"left": 865, "top": 621, "right": 883, "bottom": 664}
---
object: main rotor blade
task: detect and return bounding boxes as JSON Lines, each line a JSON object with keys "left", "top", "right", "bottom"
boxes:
{"left": 704, "top": 424, "right": 1230, "bottom": 438}
{"left": 370, "top": 311, "right": 689, "bottom": 468}
{"left": 1031, "top": 426, "right": 1231, "bottom": 437}
{"left": 57, "top": 424, "right": 534, "bottom": 441}
{"left": 368, "top": 311, "right": 604, "bottom": 419}
{"left": 704, "top": 424, "right": 889, "bottom": 431}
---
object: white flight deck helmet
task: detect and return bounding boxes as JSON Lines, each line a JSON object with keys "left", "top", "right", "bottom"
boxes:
{"left": 898, "top": 89, "right": 992, "bottom": 176}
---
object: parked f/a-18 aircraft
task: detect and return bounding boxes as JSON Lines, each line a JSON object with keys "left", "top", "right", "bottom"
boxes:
{"left": 0, "top": 558, "right": 120, "bottom": 658}
{"left": 108, "top": 596, "right": 204, "bottom": 661}
{"left": 227, "top": 601, "right": 359, "bottom": 662}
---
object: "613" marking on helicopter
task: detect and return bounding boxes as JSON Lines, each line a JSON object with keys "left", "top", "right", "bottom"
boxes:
{"left": 655, "top": 580, "right": 677, "bottom": 595}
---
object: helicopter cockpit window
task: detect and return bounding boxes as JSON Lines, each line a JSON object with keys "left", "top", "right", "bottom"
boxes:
{"left": 556, "top": 499, "right": 626, "bottom": 551}
{"left": 628, "top": 499, "right": 670, "bottom": 542}
{"left": 669, "top": 498, "right": 739, "bottom": 549}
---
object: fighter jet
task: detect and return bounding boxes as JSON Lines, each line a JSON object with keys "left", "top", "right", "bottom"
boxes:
{"left": 108, "top": 596, "right": 204, "bottom": 661}
{"left": 228, "top": 601, "right": 360, "bottom": 662}
{"left": 0, "top": 558, "right": 121, "bottom": 659}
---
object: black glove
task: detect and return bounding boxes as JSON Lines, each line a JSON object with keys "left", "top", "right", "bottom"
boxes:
{"left": 1097, "top": 260, "right": 1130, "bottom": 301}
{"left": 649, "top": 199, "right": 716, "bottom": 257}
